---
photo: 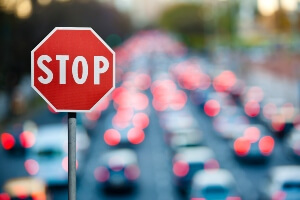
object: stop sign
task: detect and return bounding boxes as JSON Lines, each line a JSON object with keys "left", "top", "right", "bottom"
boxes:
{"left": 31, "top": 27, "right": 115, "bottom": 112}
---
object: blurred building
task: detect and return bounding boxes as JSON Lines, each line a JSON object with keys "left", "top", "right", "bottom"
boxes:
{"left": 97, "top": 0, "right": 300, "bottom": 37}
{"left": 97, "top": 0, "right": 217, "bottom": 27}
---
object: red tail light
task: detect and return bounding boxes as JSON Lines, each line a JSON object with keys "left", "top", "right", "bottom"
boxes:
{"left": 259, "top": 136, "right": 274, "bottom": 156}
{"left": 271, "top": 115, "right": 285, "bottom": 132}
{"left": 104, "top": 129, "right": 121, "bottom": 146}
{"left": 204, "top": 100, "right": 220, "bottom": 117}
{"left": 133, "top": 93, "right": 149, "bottom": 110}
{"left": 227, "top": 197, "right": 241, "bottom": 200}
{"left": 234, "top": 137, "right": 251, "bottom": 156}
{"left": 1, "top": 133, "right": 15, "bottom": 150}
{"left": 243, "top": 127, "right": 260, "bottom": 143}
{"left": 127, "top": 128, "right": 145, "bottom": 145}
{"left": 204, "top": 159, "right": 219, "bottom": 170}
{"left": 62, "top": 157, "right": 78, "bottom": 172}
{"left": 272, "top": 191, "right": 286, "bottom": 200}
{"left": 0, "top": 193, "right": 10, "bottom": 200}
{"left": 125, "top": 164, "right": 140, "bottom": 180}
{"left": 213, "top": 70, "right": 236, "bottom": 92}
{"left": 24, "top": 159, "right": 39, "bottom": 175}
{"left": 173, "top": 160, "right": 189, "bottom": 177}
{"left": 132, "top": 113, "right": 149, "bottom": 129}
{"left": 94, "top": 166, "right": 110, "bottom": 182}
{"left": 19, "top": 131, "right": 35, "bottom": 148}
{"left": 244, "top": 100, "right": 260, "bottom": 117}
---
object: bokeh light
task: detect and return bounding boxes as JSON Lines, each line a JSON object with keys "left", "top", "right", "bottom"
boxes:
{"left": 15, "top": 0, "right": 32, "bottom": 19}
{"left": 104, "top": 129, "right": 121, "bottom": 146}
{"left": 204, "top": 100, "right": 220, "bottom": 117}
{"left": 173, "top": 160, "right": 189, "bottom": 177}
{"left": 234, "top": 137, "right": 251, "bottom": 156}
{"left": 1, "top": 133, "right": 15, "bottom": 150}
{"left": 24, "top": 159, "right": 39, "bottom": 175}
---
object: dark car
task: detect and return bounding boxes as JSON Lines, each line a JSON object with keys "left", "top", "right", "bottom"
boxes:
{"left": 94, "top": 148, "right": 140, "bottom": 192}
{"left": 231, "top": 124, "right": 275, "bottom": 163}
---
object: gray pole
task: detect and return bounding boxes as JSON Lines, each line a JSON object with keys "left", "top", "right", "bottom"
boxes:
{"left": 68, "top": 112, "right": 76, "bottom": 200}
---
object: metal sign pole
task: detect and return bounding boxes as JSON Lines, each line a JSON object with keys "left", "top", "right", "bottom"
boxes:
{"left": 68, "top": 112, "right": 76, "bottom": 200}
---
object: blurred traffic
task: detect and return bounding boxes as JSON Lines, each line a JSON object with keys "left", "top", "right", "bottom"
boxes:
{"left": 1, "top": 0, "right": 300, "bottom": 200}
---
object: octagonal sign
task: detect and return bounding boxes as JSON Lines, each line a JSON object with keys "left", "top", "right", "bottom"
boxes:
{"left": 31, "top": 27, "right": 115, "bottom": 112}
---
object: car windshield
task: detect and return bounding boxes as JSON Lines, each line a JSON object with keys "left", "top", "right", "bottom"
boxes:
{"left": 38, "top": 149, "right": 63, "bottom": 157}
{"left": 11, "top": 196, "right": 34, "bottom": 200}
{"left": 187, "top": 163, "right": 204, "bottom": 179}
{"left": 202, "top": 185, "right": 229, "bottom": 199}
{"left": 282, "top": 182, "right": 300, "bottom": 190}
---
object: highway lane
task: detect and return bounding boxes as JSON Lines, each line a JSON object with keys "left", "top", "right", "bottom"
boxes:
{"left": 1, "top": 52, "right": 300, "bottom": 200}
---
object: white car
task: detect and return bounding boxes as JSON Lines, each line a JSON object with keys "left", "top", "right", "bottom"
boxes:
{"left": 261, "top": 166, "right": 300, "bottom": 200}
{"left": 169, "top": 128, "right": 203, "bottom": 151}
{"left": 285, "top": 126, "right": 300, "bottom": 160}
{"left": 25, "top": 124, "right": 90, "bottom": 186}
{"left": 190, "top": 169, "right": 241, "bottom": 200}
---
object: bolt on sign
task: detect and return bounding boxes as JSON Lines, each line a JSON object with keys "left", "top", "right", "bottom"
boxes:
{"left": 31, "top": 27, "right": 115, "bottom": 112}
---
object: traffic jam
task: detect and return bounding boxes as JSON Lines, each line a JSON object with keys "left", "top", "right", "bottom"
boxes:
{"left": 1, "top": 30, "right": 300, "bottom": 200}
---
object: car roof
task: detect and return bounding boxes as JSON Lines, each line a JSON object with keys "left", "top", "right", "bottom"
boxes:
{"left": 102, "top": 148, "right": 138, "bottom": 166}
{"left": 289, "top": 128, "right": 300, "bottom": 141}
{"left": 171, "top": 132, "right": 202, "bottom": 147}
{"left": 32, "top": 124, "right": 88, "bottom": 150}
{"left": 4, "top": 177, "right": 46, "bottom": 197}
{"left": 174, "top": 147, "right": 215, "bottom": 163}
{"left": 270, "top": 166, "right": 300, "bottom": 183}
{"left": 193, "top": 169, "right": 235, "bottom": 188}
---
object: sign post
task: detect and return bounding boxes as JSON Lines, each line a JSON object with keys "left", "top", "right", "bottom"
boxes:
{"left": 31, "top": 27, "right": 115, "bottom": 200}
{"left": 68, "top": 112, "right": 76, "bottom": 200}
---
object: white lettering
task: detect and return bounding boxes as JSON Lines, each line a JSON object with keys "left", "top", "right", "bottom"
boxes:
{"left": 37, "top": 55, "right": 53, "bottom": 84}
{"left": 56, "top": 55, "right": 69, "bottom": 84}
{"left": 72, "top": 56, "right": 88, "bottom": 84}
{"left": 94, "top": 56, "right": 109, "bottom": 85}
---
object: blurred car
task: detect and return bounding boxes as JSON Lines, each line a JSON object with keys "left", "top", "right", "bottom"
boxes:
{"left": 25, "top": 124, "right": 90, "bottom": 186}
{"left": 2, "top": 177, "right": 50, "bottom": 200}
{"left": 285, "top": 126, "right": 300, "bottom": 161}
{"left": 94, "top": 148, "right": 140, "bottom": 192}
{"left": 260, "top": 165, "right": 300, "bottom": 200}
{"left": 213, "top": 107, "right": 249, "bottom": 139}
{"left": 170, "top": 128, "right": 203, "bottom": 151}
{"left": 159, "top": 109, "right": 199, "bottom": 144}
{"left": 172, "top": 146, "right": 218, "bottom": 192}
{"left": 159, "top": 109, "right": 197, "bottom": 131}
{"left": 1, "top": 121, "right": 38, "bottom": 153}
{"left": 202, "top": 91, "right": 237, "bottom": 118}
{"left": 231, "top": 124, "right": 275, "bottom": 163}
{"left": 189, "top": 169, "right": 241, "bottom": 200}
{"left": 259, "top": 98, "right": 297, "bottom": 137}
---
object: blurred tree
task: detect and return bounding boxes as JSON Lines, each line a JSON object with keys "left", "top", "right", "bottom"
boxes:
{"left": 159, "top": 3, "right": 214, "bottom": 49}
{"left": 274, "top": 8, "right": 291, "bottom": 33}
{"left": 158, "top": 1, "right": 239, "bottom": 49}
{"left": 0, "top": 0, "right": 132, "bottom": 93}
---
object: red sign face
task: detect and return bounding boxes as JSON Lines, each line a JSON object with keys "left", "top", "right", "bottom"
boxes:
{"left": 31, "top": 27, "right": 115, "bottom": 112}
